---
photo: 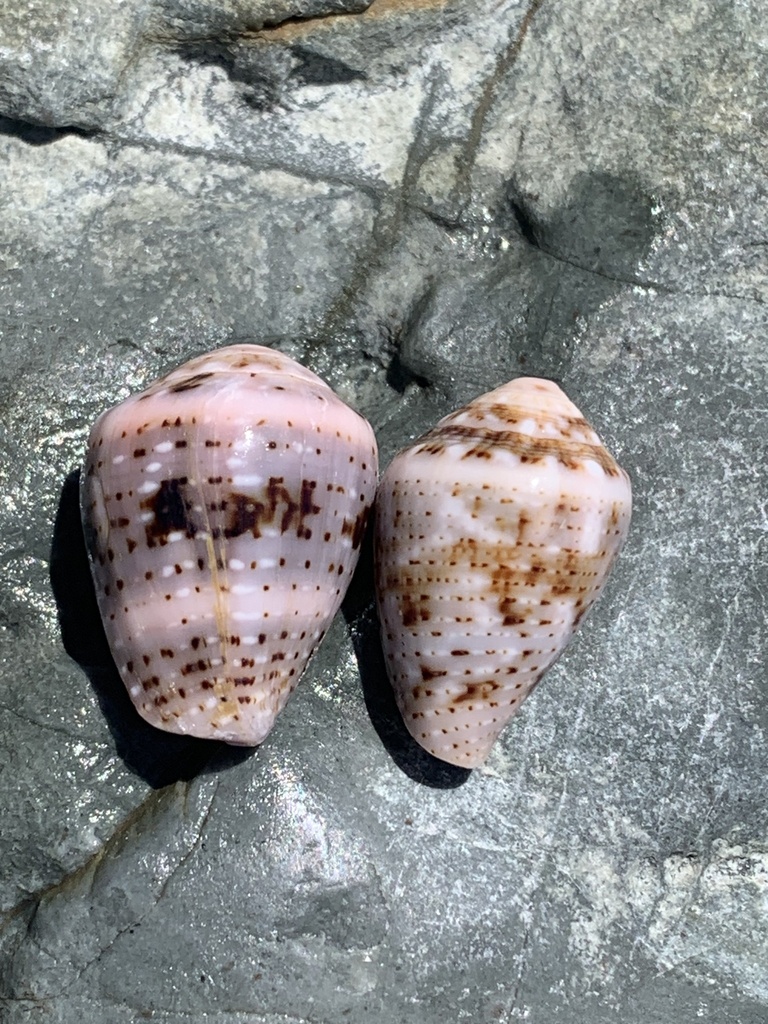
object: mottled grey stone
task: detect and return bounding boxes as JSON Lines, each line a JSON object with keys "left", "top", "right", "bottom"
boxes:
{"left": 155, "top": 0, "right": 374, "bottom": 39}
{"left": 0, "top": 2, "right": 146, "bottom": 128}
{"left": 1, "top": 0, "right": 767, "bottom": 1021}
{"left": 0, "top": 0, "right": 373, "bottom": 128}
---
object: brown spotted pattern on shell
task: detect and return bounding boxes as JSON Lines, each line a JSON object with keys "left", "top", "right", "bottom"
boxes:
{"left": 81, "top": 344, "right": 378, "bottom": 745}
{"left": 374, "top": 377, "right": 632, "bottom": 768}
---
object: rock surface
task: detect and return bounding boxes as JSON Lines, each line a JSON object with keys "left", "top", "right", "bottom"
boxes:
{"left": 1, "top": 0, "right": 767, "bottom": 1021}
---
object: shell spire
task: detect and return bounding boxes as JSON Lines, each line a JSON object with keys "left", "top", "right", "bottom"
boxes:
{"left": 374, "top": 376, "right": 632, "bottom": 768}
{"left": 81, "top": 344, "right": 378, "bottom": 745}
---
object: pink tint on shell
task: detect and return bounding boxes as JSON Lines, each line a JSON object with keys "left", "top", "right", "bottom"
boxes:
{"left": 82, "top": 344, "right": 378, "bottom": 745}
{"left": 374, "top": 376, "right": 632, "bottom": 768}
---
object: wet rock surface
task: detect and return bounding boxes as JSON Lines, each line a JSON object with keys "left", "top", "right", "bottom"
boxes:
{"left": 1, "top": 0, "right": 766, "bottom": 1021}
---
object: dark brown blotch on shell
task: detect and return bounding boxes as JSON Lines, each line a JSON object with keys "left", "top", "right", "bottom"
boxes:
{"left": 223, "top": 478, "right": 320, "bottom": 540}
{"left": 167, "top": 372, "right": 215, "bottom": 393}
{"left": 341, "top": 505, "right": 371, "bottom": 550}
{"left": 419, "top": 423, "right": 620, "bottom": 476}
{"left": 141, "top": 478, "right": 197, "bottom": 546}
{"left": 383, "top": 519, "right": 621, "bottom": 693}
{"left": 452, "top": 679, "right": 502, "bottom": 704}
{"left": 140, "top": 475, "right": 328, "bottom": 548}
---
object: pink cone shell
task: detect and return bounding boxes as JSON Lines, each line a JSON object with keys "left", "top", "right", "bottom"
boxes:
{"left": 374, "top": 377, "right": 632, "bottom": 768}
{"left": 81, "top": 344, "right": 378, "bottom": 745}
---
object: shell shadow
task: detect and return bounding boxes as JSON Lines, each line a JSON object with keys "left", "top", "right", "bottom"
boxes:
{"left": 50, "top": 469, "right": 254, "bottom": 788}
{"left": 341, "top": 523, "right": 471, "bottom": 790}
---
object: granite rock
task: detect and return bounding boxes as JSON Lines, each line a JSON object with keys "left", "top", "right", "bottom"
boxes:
{"left": 1, "top": 0, "right": 766, "bottom": 1021}
{"left": 0, "top": 0, "right": 374, "bottom": 129}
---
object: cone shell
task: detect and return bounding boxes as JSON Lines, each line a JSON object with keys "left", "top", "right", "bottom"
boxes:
{"left": 81, "top": 344, "right": 378, "bottom": 745}
{"left": 374, "top": 377, "right": 632, "bottom": 768}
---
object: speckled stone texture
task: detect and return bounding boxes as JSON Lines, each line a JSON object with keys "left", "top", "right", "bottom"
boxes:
{"left": 1, "top": 1, "right": 767, "bottom": 1022}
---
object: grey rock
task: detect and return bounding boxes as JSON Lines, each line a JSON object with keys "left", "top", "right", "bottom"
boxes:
{"left": 1, "top": 0, "right": 767, "bottom": 1021}
{"left": 0, "top": 1, "right": 149, "bottom": 129}
{"left": 155, "top": 0, "right": 373, "bottom": 37}
{"left": 0, "top": 0, "right": 373, "bottom": 128}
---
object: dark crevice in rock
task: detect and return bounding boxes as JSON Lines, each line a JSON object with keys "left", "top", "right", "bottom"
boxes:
{"left": 385, "top": 349, "right": 430, "bottom": 393}
{"left": 290, "top": 44, "right": 366, "bottom": 86}
{"left": 176, "top": 36, "right": 365, "bottom": 111}
{"left": 149, "top": 0, "right": 371, "bottom": 44}
{"left": 175, "top": 39, "right": 282, "bottom": 109}
{"left": 508, "top": 196, "right": 541, "bottom": 249}
{"left": 0, "top": 116, "right": 98, "bottom": 147}
{"left": 416, "top": 204, "right": 466, "bottom": 233}
{"left": 256, "top": 2, "right": 373, "bottom": 35}
{"left": 385, "top": 285, "right": 435, "bottom": 393}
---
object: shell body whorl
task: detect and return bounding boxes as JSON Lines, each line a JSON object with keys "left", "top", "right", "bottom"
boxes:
{"left": 374, "top": 377, "right": 632, "bottom": 768}
{"left": 81, "top": 344, "right": 378, "bottom": 745}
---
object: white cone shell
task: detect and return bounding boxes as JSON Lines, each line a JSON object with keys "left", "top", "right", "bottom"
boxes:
{"left": 81, "top": 344, "right": 378, "bottom": 745}
{"left": 374, "top": 377, "right": 632, "bottom": 768}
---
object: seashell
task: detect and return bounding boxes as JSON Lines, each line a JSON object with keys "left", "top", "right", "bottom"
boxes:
{"left": 374, "top": 377, "right": 631, "bottom": 768}
{"left": 81, "top": 344, "right": 378, "bottom": 745}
